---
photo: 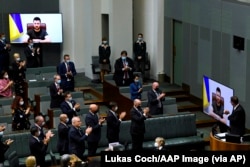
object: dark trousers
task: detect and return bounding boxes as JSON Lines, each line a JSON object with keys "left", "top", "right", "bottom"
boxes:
{"left": 150, "top": 107, "right": 163, "bottom": 115}
{"left": 87, "top": 141, "right": 98, "bottom": 157}
{"left": 135, "top": 61, "right": 145, "bottom": 80}
{"left": 131, "top": 133, "right": 144, "bottom": 151}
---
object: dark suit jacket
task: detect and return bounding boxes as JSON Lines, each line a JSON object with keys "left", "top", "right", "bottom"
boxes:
{"left": 99, "top": 45, "right": 111, "bottom": 64}
{"left": 11, "top": 61, "right": 26, "bottom": 83}
{"left": 134, "top": 41, "right": 146, "bottom": 61}
{"left": 0, "top": 142, "right": 9, "bottom": 163}
{"left": 228, "top": 104, "right": 246, "bottom": 136}
{"left": 68, "top": 126, "right": 88, "bottom": 160}
{"left": 59, "top": 61, "right": 76, "bottom": 83}
{"left": 113, "top": 57, "right": 135, "bottom": 86}
{"left": 60, "top": 100, "right": 80, "bottom": 124}
{"left": 49, "top": 83, "right": 64, "bottom": 108}
{"left": 85, "top": 112, "right": 102, "bottom": 143}
{"left": 147, "top": 89, "right": 165, "bottom": 115}
{"left": 57, "top": 122, "right": 70, "bottom": 154}
{"left": 31, "top": 125, "right": 45, "bottom": 141}
{"left": 130, "top": 106, "right": 146, "bottom": 135}
{"left": 29, "top": 135, "right": 48, "bottom": 167}
{"left": 24, "top": 46, "right": 39, "bottom": 68}
{"left": 106, "top": 110, "right": 121, "bottom": 143}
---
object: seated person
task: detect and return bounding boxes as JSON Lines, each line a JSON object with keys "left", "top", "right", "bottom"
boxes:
{"left": 60, "top": 154, "right": 71, "bottom": 167}
{"left": 130, "top": 74, "right": 143, "bottom": 100}
{"left": 113, "top": 50, "right": 135, "bottom": 86}
{"left": 0, "top": 70, "right": 13, "bottom": 97}
{"left": 11, "top": 96, "right": 31, "bottom": 130}
{"left": 154, "top": 137, "right": 166, "bottom": 151}
{"left": 50, "top": 74, "right": 64, "bottom": 108}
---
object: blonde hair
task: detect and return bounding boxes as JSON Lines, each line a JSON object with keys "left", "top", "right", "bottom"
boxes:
{"left": 155, "top": 137, "right": 165, "bottom": 146}
{"left": 25, "top": 156, "right": 36, "bottom": 167}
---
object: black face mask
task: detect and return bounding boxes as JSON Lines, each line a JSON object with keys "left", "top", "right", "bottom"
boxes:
{"left": 155, "top": 88, "right": 159, "bottom": 91}
{"left": 137, "top": 106, "right": 142, "bottom": 110}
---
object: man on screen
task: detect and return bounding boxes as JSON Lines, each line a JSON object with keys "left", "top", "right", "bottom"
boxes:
{"left": 24, "top": 17, "right": 51, "bottom": 43}
{"left": 210, "top": 87, "right": 228, "bottom": 133}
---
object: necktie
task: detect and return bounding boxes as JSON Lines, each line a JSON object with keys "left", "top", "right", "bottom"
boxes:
{"left": 154, "top": 91, "right": 162, "bottom": 108}
{"left": 78, "top": 128, "right": 83, "bottom": 136}
{"left": 123, "top": 61, "right": 128, "bottom": 79}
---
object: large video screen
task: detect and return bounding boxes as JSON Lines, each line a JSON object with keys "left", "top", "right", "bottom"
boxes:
{"left": 203, "top": 75, "right": 234, "bottom": 126}
{"left": 9, "top": 13, "right": 63, "bottom": 43}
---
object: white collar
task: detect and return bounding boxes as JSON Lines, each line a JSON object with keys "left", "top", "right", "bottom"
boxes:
{"left": 234, "top": 104, "right": 239, "bottom": 110}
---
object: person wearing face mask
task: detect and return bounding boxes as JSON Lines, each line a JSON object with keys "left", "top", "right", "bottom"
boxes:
{"left": 58, "top": 54, "right": 77, "bottom": 92}
{"left": 32, "top": 115, "right": 46, "bottom": 141}
{"left": 11, "top": 53, "right": 26, "bottom": 99}
{"left": 99, "top": 37, "right": 111, "bottom": 83}
{"left": 11, "top": 96, "right": 31, "bottom": 130}
{"left": 50, "top": 74, "right": 64, "bottom": 108}
{"left": 130, "top": 99, "right": 149, "bottom": 151}
{"left": 154, "top": 137, "right": 166, "bottom": 151}
{"left": 0, "top": 125, "right": 14, "bottom": 167}
{"left": 57, "top": 114, "right": 70, "bottom": 155}
{"left": 147, "top": 82, "right": 166, "bottom": 115}
{"left": 113, "top": 50, "right": 135, "bottom": 86}
{"left": 24, "top": 38, "right": 40, "bottom": 68}
{"left": 0, "top": 70, "right": 13, "bottom": 97}
{"left": 29, "top": 126, "right": 54, "bottom": 167}
{"left": 60, "top": 91, "right": 80, "bottom": 124}
{"left": 134, "top": 33, "right": 147, "bottom": 82}
{"left": 106, "top": 101, "right": 126, "bottom": 143}
{"left": 0, "top": 33, "right": 11, "bottom": 73}
{"left": 85, "top": 104, "right": 105, "bottom": 156}
{"left": 130, "top": 74, "right": 143, "bottom": 100}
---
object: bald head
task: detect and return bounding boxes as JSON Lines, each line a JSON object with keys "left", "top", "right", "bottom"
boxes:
{"left": 133, "top": 99, "right": 141, "bottom": 107}
{"left": 89, "top": 104, "right": 98, "bottom": 113}
{"left": 152, "top": 82, "right": 159, "bottom": 90}
{"left": 13, "top": 53, "right": 20, "bottom": 59}
{"left": 72, "top": 116, "right": 81, "bottom": 128}
{"left": 59, "top": 114, "right": 68, "bottom": 123}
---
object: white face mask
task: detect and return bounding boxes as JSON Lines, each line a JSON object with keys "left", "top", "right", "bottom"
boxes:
{"left": 41, "top": 122, "right": 45, "bottom": 127}
{"left": 154, "top": 142, "right": 159, "bottom": 147}
{"left": 37, "top": 130, "right": 41, "bottom": 136}
{"left": 4, "top": 75, "right": 8, "bottom": 79}
{"left": 114, "top": 106, "right": 118, "bottom": 111}
{"left": 66, "top": 118, "right": 69, "bottom": 123}
{"left": 19, "top": 101, "right": 24, "bottom": 105}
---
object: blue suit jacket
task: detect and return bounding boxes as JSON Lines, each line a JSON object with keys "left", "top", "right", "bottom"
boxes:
{"left": 130, "top": 81, "right": 142, "bottom": 100}
{"left": 58, "top": 61, "right": 77, "bottom": 81}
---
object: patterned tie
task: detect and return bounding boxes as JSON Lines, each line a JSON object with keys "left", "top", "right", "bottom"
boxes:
{"left": 123, "top": 60, "right": 128, "bottom": 79}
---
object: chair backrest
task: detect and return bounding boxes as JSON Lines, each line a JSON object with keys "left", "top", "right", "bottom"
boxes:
{"left": 91, "top": 56, "right": 101, "bottom": 74}
{"left": 27, "top": 23, "right": 46, "bottom": 31}
{"left": 0, "top": 98, "right": 13, "bottom": 115}
{"left": 7, "top": 151, "right": 19, "bottom": 167}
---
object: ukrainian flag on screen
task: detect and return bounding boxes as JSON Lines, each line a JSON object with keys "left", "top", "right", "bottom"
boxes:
{"left": 9, "top": 13, "right": 23, "bottom": 41}
{"left": 203, "top": 76, "right": 210, "bottom": 108}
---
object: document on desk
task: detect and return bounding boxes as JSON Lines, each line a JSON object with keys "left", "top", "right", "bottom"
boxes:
{"left": 214, "top": 132, "right": 228, "bottom": 139}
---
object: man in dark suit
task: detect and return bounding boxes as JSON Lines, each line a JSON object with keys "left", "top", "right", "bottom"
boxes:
{"left": 134, "top": 33, "right": 147, "bottom": 82}
{"left": 60, "top": 91, "right": 80, "bottom": 124}
{"left": 58, "top": 54, "right": 77, "bottom": 92}
{"left": 68, "top": 116, "right": 92, "bottom": 161}
{"left": 113, "top": 50, "right": 135, "bottom": 86}
{"left": 106, "top": 101, "right": 126, "bottom": 143}
{"left": 29, "top": 126, "right": 54, "bottom": 167}
{"left": 32, "top": 115, "right": 46, "bottom": 141}
{"left": 85, "top": 104, "right": 105, "bottom": 156}
{"left": 50, "top": 74, "right": 64, "bottom": 108}
{"left": 24, "top": 38, "right": 40, "bottom": 68}
{"left": 147, "top": 82, "right": 166, "bottom": 115}
{"left": 57, "top": 114, "right": 70, "bottom": 155}
{"left": 130, "top": 99, "right": 149, "bottom": 151}
{"left": 0, "top": 125, "right": 14, "bottom": 166}
{"left": 0, "top": 33, "right": 11, "bottom": 73}
{"left": 224, "top": 96, "right": 246, "bottom": 136}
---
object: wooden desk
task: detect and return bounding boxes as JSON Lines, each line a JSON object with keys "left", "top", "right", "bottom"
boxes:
{"left": 210, "top": 132, "right": 250, "bottom": 151}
